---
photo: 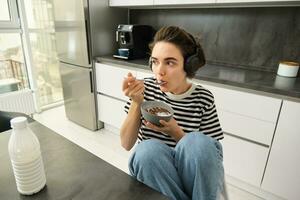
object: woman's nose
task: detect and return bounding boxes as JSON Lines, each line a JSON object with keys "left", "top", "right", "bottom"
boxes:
{"left": 157, "top": 64, "right": 166, "bottom": 76}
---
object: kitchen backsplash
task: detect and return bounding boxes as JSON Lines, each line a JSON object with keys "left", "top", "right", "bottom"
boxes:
{"left": 130, "top": 7, "right": 300, "bottom": 74}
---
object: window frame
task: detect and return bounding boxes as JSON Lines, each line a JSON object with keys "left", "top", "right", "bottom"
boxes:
{"left": 0, "top": 0, "right": 20, "bottom": 29}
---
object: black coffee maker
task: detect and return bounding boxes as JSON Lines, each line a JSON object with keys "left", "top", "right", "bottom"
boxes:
{"left": 113, "top": 24, "right": 154, "bottom": 60}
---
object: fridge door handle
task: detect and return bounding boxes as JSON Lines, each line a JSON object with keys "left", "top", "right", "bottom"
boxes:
{"left": 85, "top": 19, "right": 91, "bottom": 65}
{"left": 89, "top": 71, "right": 93, "bottom": 93}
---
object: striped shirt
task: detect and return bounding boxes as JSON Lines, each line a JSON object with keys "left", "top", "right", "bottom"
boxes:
{"left": 125, "top": 77, "right": 224, "bottom": 148}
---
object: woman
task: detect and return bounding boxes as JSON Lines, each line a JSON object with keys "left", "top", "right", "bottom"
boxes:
{"left": 120, "top": 26, "right": 224, "bottom": 200}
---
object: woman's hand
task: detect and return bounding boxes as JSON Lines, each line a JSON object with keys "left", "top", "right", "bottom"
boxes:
{"left": 122, "top": 72, "right": 144, "bottom": 104}
{"left": 144, "top": 118, "right": 186, "bottom": 142}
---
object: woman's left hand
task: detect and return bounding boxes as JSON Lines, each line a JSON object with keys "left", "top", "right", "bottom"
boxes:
{"left": 144, "top": 118, "right": 185, "bottom": 142}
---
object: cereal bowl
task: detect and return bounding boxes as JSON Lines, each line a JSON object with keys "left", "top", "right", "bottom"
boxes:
{"left": 141, "top": 101, "right": 174, "bottom": 126}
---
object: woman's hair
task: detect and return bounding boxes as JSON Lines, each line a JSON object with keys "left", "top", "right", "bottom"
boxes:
{"left": 149, "top": 26, "right": 206, "bottom": 78}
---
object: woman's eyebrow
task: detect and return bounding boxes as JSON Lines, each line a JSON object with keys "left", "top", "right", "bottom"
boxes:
{"left": 150, "top": 57, "right": 178, "bottom": 61}
{"left": 165, "top": 57, "right": 178, "bottom": 61}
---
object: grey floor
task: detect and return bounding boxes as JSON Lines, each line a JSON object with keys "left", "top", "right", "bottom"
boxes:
{"left": 34, "top": 105, "right": 264, "bottom": 200}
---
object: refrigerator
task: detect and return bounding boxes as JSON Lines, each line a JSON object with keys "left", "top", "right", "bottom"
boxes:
{"left": 53, "top": 0, "right": 127, "bottom": 130}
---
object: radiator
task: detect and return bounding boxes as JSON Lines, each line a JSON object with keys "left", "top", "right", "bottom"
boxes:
{"left": 0, "top": 89, "right": 36, "bottom": 115}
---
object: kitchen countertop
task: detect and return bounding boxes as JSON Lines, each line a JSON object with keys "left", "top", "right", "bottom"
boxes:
{"left": 0, "top": 121, "right": 168, "bottom": 200}
{"left": 95, "top": 56, "right": 300, "bottom": 102}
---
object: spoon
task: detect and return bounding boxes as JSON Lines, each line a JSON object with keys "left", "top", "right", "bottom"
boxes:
{"left": 124, "top": 77, "right": 165, "bottom": 85}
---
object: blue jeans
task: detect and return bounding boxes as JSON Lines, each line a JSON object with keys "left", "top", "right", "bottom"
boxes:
{"left": 129, "top": 132, "right": 224, "bottom": 200}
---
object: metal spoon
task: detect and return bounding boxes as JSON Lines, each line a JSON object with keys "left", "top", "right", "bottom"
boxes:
{"left": 124, "top": 77, "right": 165, "bottom": 85}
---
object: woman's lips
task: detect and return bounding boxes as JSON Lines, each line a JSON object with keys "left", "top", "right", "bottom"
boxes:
{"left": 156, "top": 80, "right": 167, "bottom": 85}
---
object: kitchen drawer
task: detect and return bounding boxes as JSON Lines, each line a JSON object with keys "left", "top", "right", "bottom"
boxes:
{"left": 199, "top": 82, "right": 282, "bottom": 123}
{"left": 154, "top": 0, "right": 215, "bottom": 5}
{"left": 192, "top": 81, "right": 282, "bottom": 144}
{"left": 221, "top": 134, "right": 269, "bottom": 187}
{"left": 218, "top": 110, "right": 275, "bottom": 145}
{"left": 97, "top": 94, "right": 127, "bottom": 130}
{"left": 95, "top": 63, "right": 136, "bottom": 101}
{"left": 136, "top": 70, "right": 153, "bottom": 79}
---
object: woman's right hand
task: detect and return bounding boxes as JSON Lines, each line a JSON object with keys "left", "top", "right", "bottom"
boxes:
{"left": 122, "top": 72, "right": 144, "bottom": 104}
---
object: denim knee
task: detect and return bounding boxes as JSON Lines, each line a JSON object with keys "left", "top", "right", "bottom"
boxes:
{"left": 175, "top": 132, "right": 217, "bottom": 162}
{"left": 129, "top": 139, "right": 171, "bottom": 176}
{"left": 134, "top": 139, "right": 166, "bottom": 162}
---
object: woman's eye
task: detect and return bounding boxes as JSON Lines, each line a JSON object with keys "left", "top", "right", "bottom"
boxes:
{"left": 167, "top": 61, "right": 175, "bottom": 66}
{"left": 152, "top": 60, "right": 159, "bottom": 65}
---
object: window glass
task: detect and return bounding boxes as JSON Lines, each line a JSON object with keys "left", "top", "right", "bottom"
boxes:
{"left": 29, "top": 32, "right": 62, "bottom": 106}
{"left": 0, "top": 0, "right": 10, "bottom": 21}
{"left": 0, "top": 33, "right": 29, "bottom": 94}
{"left": 24, "top": 0, "right": 63, "bottom": 107}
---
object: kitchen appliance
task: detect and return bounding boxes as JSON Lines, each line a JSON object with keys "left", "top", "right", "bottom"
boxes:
{"left": 113, "top": 24, "right": 154, "bottom": 60}
{"left": 53, "top": 0, "right": 127, "bottom": 130}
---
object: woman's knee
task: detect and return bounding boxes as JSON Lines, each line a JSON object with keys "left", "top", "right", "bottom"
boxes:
{"left": 178, "top": 132, "right": 213, "bottom": 149}
{"left": 175, "top": 132, "right": 216, "bottom": 161}
{"left": 130, "top": 139, "right": 168, "bottom": 166}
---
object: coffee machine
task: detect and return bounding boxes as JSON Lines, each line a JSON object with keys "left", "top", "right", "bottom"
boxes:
{"left": 113, "top": 24, "right": 154, "bottom": 60}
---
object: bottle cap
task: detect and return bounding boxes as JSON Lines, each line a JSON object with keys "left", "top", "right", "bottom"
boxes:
{"left": 10, "top": 117, "right": 28, "bottom": 129}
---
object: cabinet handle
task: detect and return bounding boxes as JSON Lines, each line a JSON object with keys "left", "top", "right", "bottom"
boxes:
{"left": 89, "top": 71, "right": 93, "bottom": 93}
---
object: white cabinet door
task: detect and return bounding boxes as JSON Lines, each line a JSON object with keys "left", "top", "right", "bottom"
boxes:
{"left": 110, "top": 0, "right": 153, "bottom": 6}
{"left": 218, "top": 110, "right": 276, "bottom": 145}
{"left": 262, "top": 100, "right": 300, "bottom": 200}
{"left": 97, "top": 94, "right": 127, "bottom": 130}
{"left": 197, "top": 81, "right": 282, "bottom": 145}
{"left": 136, "top": 70, "right": 153, "bottom": 79}
{"left": 95, "top": 63, "right": 136, "bottom": 101}
{"left": 154, "top": 0, "right": 215, "bottom": 5}
{"left": 221, "top": 134, "right": 269, "bottom": 187}
{"left": 200, "top": 83, "right": 281, "bottom": 122}
{"left": 217, "top": 0, "right": 298, "bottom": 2}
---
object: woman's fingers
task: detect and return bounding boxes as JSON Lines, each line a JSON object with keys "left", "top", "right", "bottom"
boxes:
{"left": 124, "top": 81, "right": 144, "bottom": 97}
{"left": 128, "top": 82, "right": 144, "bottom": 97}
{"left": 122, "top": 72, "right": 136, "bottom": 91}
{"left": 143, "top": 120, "right": 159, "bottom": 131}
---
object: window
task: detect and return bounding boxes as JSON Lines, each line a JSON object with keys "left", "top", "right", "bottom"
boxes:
{"left": 24, "top": 0, "right": 63, "bottom": 108}
{"left": 0, "top": 0, "right": 63, "bottom": 109}
{"left": 0, "top": 0, "right": 10, "bottom": 21}
{"left": 0, "top": 0, "right": 29, "bottom": 95}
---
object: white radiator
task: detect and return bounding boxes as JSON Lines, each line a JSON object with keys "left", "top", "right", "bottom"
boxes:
{"left": 0, "top": 89, "right": 36, "bottom": 115}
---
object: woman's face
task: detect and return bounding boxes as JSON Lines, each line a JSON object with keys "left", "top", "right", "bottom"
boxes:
{"left": 151, "top": 41, "right": 190, "bottom": 94}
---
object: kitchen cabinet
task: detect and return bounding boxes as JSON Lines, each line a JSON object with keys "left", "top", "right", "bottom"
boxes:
{"left": 109, "top": 0, "right": 153, "bottom": 6}
{"left": 97, "top": 94, "right": 127, "bottom": 129}
{"left": 154, "top": 0, "right": 215, "bottom": 5}
{"left": 95, "top": 63, "right": 135, "bottom": 128}
{"left": 193, "top": 80, "right": 281, "bottom": 187}
{"left": 217, "top": 0, "right": 299, "bottom": 3}
{"left": 96, "top": 63, "right": 136, "bottom": 101}
{"left": 136, "top": 70, "right": 153, "bottom": 79}
{"left": 110, "top": 0, "right": 298, "bottom": 7}
{"left": 222, "top": 134, "right": 269, "bottom": 186}
{"left": 95, "top": 63, "right": 152, "bottom": 129}
{"left": 261, "top": 100, "right": 300, "bottom": 200}
{"left": 194, "top": 80, "right": 282, "bottom": 146}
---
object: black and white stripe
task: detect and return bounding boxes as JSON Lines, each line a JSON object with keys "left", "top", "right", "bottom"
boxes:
{"left": 125, "top": 77, "right": 224, "bottom": 147}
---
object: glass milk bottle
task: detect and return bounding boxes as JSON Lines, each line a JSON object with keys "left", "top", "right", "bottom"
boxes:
{"left": 8, "top": 117, "right": 46, "bottom": 195}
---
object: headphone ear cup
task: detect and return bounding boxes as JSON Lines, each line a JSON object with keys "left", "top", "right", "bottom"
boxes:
{"left": 184, "top": 53, "right": 200, "bottom": 73}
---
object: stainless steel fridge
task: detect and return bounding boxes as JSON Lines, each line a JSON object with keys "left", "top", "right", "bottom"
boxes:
{"left": 53, "top": 0, "right": 127, "bottom": 130}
